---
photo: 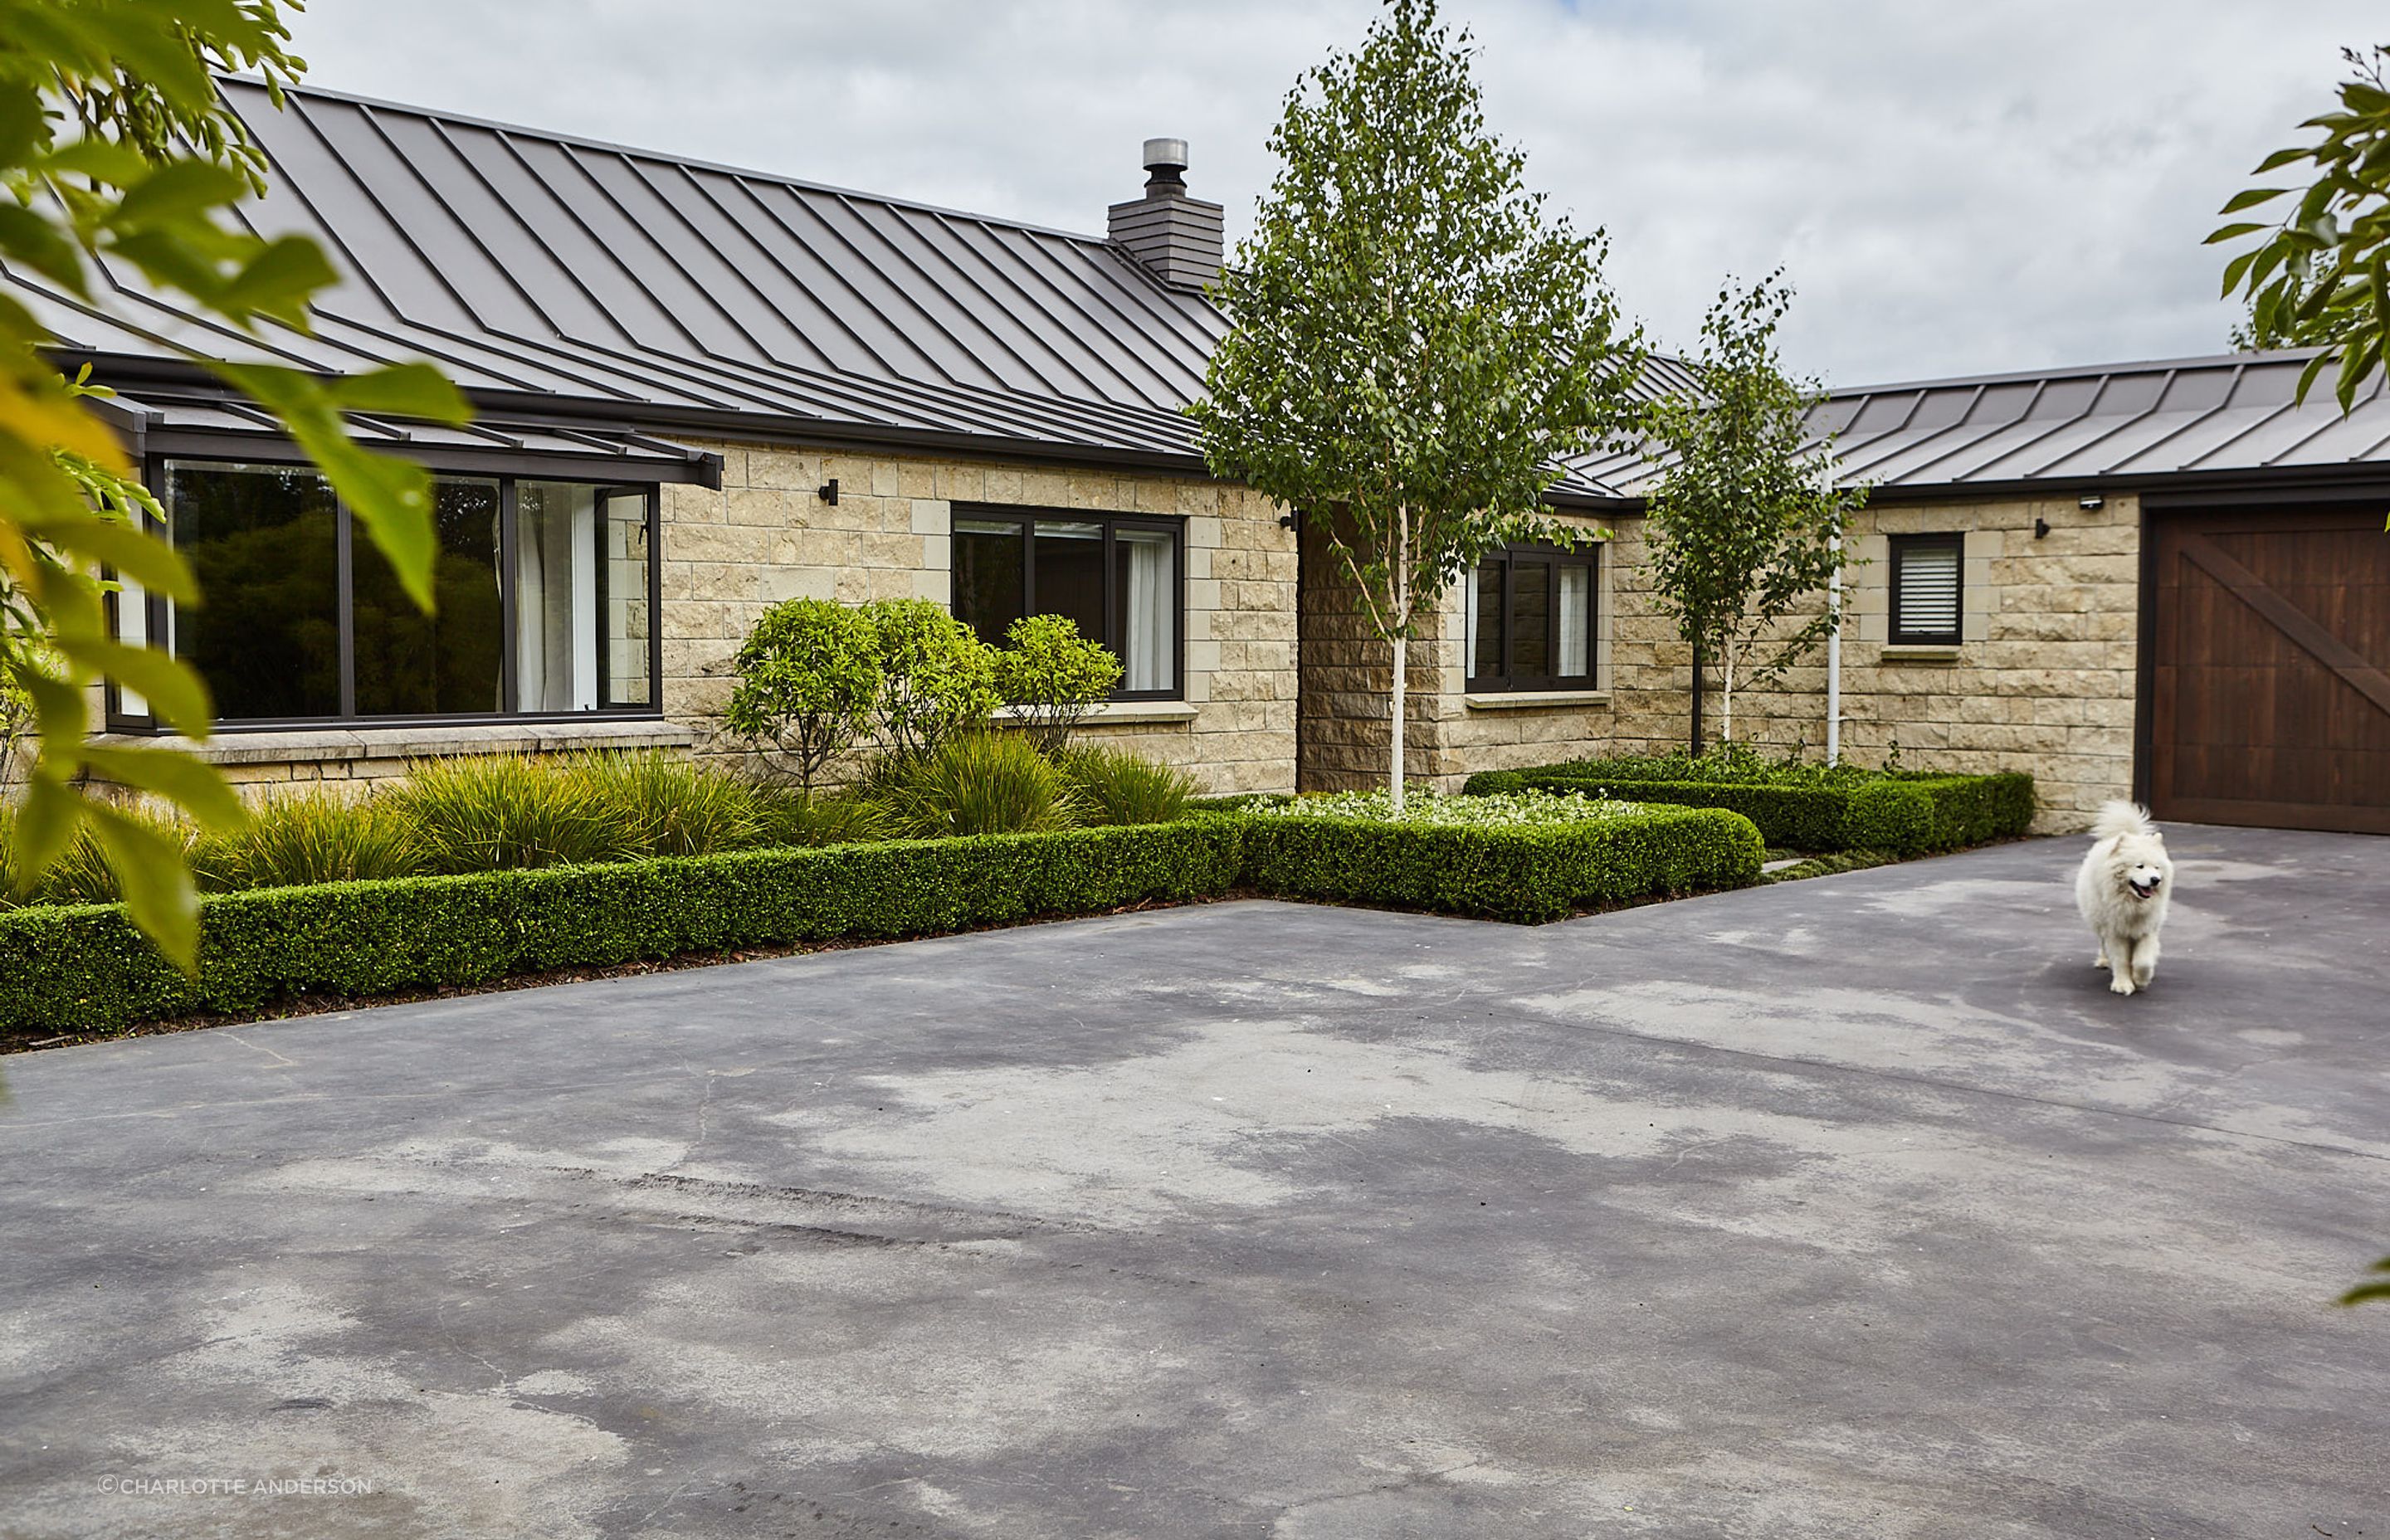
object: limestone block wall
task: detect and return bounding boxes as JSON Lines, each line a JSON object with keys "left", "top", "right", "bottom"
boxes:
{"left": 1297, "top": 514, "right": 1620, "bottom": 792}
{"left": 1597, "top": 493, "right": 2143, "bottom": 833}
{"left": 664, "top": 441, "right": 1299, "bottom": 794}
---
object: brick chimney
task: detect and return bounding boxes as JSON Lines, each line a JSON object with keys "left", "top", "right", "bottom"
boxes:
{"left": 1107, "top": 138, "right": 1223, "bottom": 292}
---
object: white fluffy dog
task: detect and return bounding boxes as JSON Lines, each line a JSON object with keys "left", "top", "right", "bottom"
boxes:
{"left": 2075, "top": 802, "right": 2174, "bottom": 997}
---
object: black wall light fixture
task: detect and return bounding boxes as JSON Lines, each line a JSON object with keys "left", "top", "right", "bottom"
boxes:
{"left": 817, "top": 478, "right": 839, "bottom": 506}
{"left": 2035, "top": 517, "right": 2051, "bottom": 539}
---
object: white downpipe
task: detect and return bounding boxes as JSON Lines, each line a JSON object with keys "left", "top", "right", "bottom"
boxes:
{"left": 1825, "top": 534, "right": 1843, "bottom": 766}
{"left": 1389, "top": 503, "right": 1408, "bottom": 815}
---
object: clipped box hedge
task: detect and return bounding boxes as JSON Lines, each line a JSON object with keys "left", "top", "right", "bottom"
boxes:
{"left": 0, "top": 821, "right": 1243, "bottom": 1038}
{"left": 0, "top": 800, "right": 1767, "bottom": 1038}
{"left": 1460, "top": 766, "right": 2036, "bottom": 855}
{"left": 1232, "top": 803, "right": 1763, "bottom": 924}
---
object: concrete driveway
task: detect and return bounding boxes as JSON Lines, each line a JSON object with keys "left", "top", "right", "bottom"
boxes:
{"left": 2, "top": 824, "right": 2386, "bottom": 1539}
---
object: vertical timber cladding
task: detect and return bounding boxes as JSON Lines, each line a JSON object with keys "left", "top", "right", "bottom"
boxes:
{"left": 2145, "top": 500, "right": 2390, "bottom": 834}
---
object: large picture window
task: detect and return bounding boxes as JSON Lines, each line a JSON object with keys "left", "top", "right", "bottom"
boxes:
{"left": 951, "top": 508, "right": 1181, "bottom": 698}
{"left": 1465, "top": 543, "right": 1597, "bottom": 691}
{"left": 115, "top": 459, "right": 660, "bottom": 729}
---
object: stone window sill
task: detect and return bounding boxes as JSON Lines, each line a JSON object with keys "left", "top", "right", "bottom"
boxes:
{"left": 91, "top": 718, "right": 694, "bottom": 767}
{"left": 1880, "top": 646, "right": 1963, "bottom": 663}
{"left": 994, "top": 701, "right": 1199, "bottom": 728}
{"left": 1463, "top": 690, "right": 1612, "bottom": 711}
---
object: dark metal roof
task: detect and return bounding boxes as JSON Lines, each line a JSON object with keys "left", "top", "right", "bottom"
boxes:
{"left": 5, "top": 78, "right": 1680, "bottom": 499}
{"left": 1570, "top": 349, "right": 2390, "bottom": 500}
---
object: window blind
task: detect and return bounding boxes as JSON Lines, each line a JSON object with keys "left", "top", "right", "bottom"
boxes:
{"left": 1892, "top": 536, "right": 1963, "bottom": 643}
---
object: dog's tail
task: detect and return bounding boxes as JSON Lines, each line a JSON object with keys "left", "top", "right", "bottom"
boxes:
{"left": 2090, "top": 800, "right": 2155, "bottom": 841}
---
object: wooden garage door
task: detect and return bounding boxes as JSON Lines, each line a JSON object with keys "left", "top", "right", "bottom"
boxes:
{"left": 2148, "top": 506, "right": 2390, "bottom": 834}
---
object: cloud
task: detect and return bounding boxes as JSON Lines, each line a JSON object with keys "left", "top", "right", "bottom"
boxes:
{"left": 283, "top": 0, "right": 2379, "bottom": 385}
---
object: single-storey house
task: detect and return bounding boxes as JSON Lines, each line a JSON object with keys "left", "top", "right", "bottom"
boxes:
{"left": 10, "top": 80, "right": 2387, "bottom": 835}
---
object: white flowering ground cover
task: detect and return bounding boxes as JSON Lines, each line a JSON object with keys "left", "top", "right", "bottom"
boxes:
{"left": 1238, "top": 789, "right": 1648, "bottom": 827}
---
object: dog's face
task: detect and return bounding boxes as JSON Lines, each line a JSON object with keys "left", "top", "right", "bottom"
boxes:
{"left": 2111, "top": 831, "right": 2170, "bottom": 902}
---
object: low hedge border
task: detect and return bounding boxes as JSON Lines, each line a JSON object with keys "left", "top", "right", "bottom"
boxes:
{"left": 1460, "top": 768, "right": 2035, "bottom": 855}
{"left": 0, "top": 802, "right": 1765, "bottom": 1038}
{"left": 0, "top": 822, "right": 1244, "bottom": 1038}
{"left": 1232, "top": 803, "right": 1763, "bottom": 923}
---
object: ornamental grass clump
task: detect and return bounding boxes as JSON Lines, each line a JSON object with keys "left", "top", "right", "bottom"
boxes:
{"left": 564, "top": 750, "right": 761, "bottom": 858}
{"left": 202, "top": 794, "right": 427, "bottom": 890}
{"left": 1245, "top": 787, "right": 1645, "bottom": 827}
{"left": 386, "top": 755, "right": 645, "bottom": 873}
{"left": 871, "top": 732, "right": 1076, "bottom": 839}
{"left": 749, "top": 787, "right": 892, "bottom": 849}
{"left": 1054, "top": 744, "right": 1194, "bottom": 826}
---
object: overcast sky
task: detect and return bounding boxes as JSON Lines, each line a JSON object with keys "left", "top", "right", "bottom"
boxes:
{"left": 284, "top": 0, "right": 2381, "bottom": 388}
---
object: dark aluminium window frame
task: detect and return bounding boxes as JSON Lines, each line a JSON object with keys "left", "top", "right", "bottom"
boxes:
{"left": 949, "top": 504, "right": 1188, "bottom": 702}
{"left": 1466, "top": 540, "right": 1601, "bottom": 693}
{"left": 106, "top": 452, "right": 666, "bottom": 733}
{"left": 1887, "top": 530, "right": 1967, "bottom": 647}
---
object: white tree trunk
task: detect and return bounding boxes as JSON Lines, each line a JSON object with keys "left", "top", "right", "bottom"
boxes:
{"left": 1390, "top": 504, "right": 1409, "bottom": 815}
{"left": 1721, "top": 640, "right": 1736, "bottom": 744}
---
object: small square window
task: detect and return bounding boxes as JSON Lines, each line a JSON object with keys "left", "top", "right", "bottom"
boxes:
{"left": 1889, "top": 532, "right": 1964, "bottom": 646}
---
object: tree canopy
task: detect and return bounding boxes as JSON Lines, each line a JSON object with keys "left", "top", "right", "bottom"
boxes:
{"left": 0, "top": 0, "right": 467, "bottom": 962}
{"left": 1642, "top": 273, "right": 1862, "bottom": 752}
{"left": 2210, "top": 43, "right": 2390, "bottom": 412}
{"left": 1188, "top": 0, "right": 1642, "bottom": 808}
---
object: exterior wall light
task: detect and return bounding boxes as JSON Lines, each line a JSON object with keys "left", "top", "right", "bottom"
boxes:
{"left": 2078, "top": 494, "right": 2105, "bottom": 510}
{"left": 817, "top": 478, "right": 839, "bottom": 506}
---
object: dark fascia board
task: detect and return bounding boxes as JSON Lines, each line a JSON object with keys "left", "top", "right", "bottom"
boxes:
{"left": 65, "top": 348, "right": 1639, "bottom": 509}
{"left": 1846, "top": 462, "right": 2390, "bottom": 508}
{"left": 1539, "top": 460, "right": 2390, "bottom": 519}
{"left": 140, "top": 428, "right": 723, "bottom": 488}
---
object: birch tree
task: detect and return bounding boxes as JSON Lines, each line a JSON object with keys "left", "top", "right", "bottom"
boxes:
{"left": 1643, "top": 274, "right": 1863, "bottom": 752}
{"left": 1188, "top": 0, "right": 1641, "bottom": 811}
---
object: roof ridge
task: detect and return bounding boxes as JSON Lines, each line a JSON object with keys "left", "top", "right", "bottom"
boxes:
{"left": 215, "top": 73, "right": 1133, "bottom": 254}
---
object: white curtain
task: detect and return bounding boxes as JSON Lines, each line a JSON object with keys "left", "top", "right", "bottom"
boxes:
{"left": 1558, "top": 563, "right": 1590, "bottom": 679}
{"left": 1121, "top": 529, "right": 1173, "bottom": 691}
{"left": 1464, "top": 569, "right": 1480, "bottom": 675}
{"left": 515, "top": 484, "right": 597, "bottom": 711}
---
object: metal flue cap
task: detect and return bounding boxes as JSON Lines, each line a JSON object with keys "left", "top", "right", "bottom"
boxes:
{"left": 1142, "top": 138, "right": 1188, "bottom": 174}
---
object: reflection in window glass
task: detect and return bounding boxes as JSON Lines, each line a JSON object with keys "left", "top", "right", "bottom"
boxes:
{"left": 1033, "top": 521, "right": 1105, "bottom": 646}
{"left": 353, "top": 478, "right": 503, "bottom": 716}
{"left": 515, "top": 481, "right": 597, "bottom": 713}
{"left": 168, "top": 461, "right": 341, "bottom": 720}
{"left": 1113, "top": 526, "right": 1174, "bottom": 692}
{"left": 953, "top": 519, "right": 1025, "bottom": 647}
{"left": 1508, "top": 559, "right": 1551, "bottom": 678}
{"left": 602, "top": 491, "right": 652, "bottom": 708}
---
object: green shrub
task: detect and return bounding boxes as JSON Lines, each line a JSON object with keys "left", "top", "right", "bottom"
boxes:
{"left": 0, "top": 802, "right": 198, "bottom": 906}
{"left": 722, "top": 597, "right": 884, "bottom": 789}
{"left": 1055, "top": 745, "right": 1193, "bottom": 826}
{"left": 202, "top": 794, "right": 427, "bottom": 890}
{"left": 1235, "top": 802, "right": 1763, "bottom": 922}
{"left": 1464, "top": 762, "right": 2036, "bottom": 855}
{"left": 0, "top": 821, "right": 1249, "bottom": 1036}
{"left": 995, "top": 614, "right": 1121, "bottom": 753}
{"left": 866, "top": 598, "right": 998, "bottom": 758}
{"left": 384, "top": 755, "right": 645, "bottom": 873}
{"left": 872, "top": 733, "right": 1076, "bottom": 838}
{"left": 564, "top": 750, "right": 760, "bottom": 858}
{"left": 749, "top": 787, "right": 892, "bottom": 848}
